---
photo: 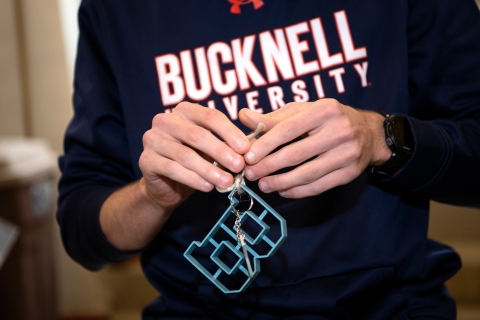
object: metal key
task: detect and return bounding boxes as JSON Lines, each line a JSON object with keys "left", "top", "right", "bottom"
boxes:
{"left": 230, "top": 189, "right": 254, "bottom": 278}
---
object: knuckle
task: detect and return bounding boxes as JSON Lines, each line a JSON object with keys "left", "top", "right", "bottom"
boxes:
{"left": 262, "top": 158, "right": 278, "bottom": 173}
{"left": 279, "top": 121, "right": 297, "bottom": 140}
{"left": 321, "top": 99, "right": 341, "bottom": 116}
{"left": 324, "top": 98, "right": 340, "bottom": 107}
{"left": 139, "top": 150, "right": 156, "bottom": 174}
{"left": 161, "top": 161, "right": 176, "bottom": 177}
{"left": 350, "top": 142, "right": 363, "bottom": 159}
{"left": 301, "top": 168, "right": 317, "bottom": 183}
{"left": 184, "top": 126, "right": 205, "bottom": 145}
{"left": 338, "top": 119, "right": 356, "bottom": 141}
{"left": 175, "top": 147, "right": 193, "bottom": 164}
{"left": 344, "top": 141, "right": 363, "bottom": 161}
{"left": 152, "top": 113, "right": 168, "bottom": 127}
{"left": 138, "top": 151, "right": 149, "bottom": 169}
{"left": 142, "top": 130, "right": 154, "bottom": 147}
{"left": 202, "top": 108, "right": 226, "bottom": 124}
{"left": 288, "top": 148, "right": 306, "bottom": 165}
{"left": 174, "top": 101, "right": 190, "bottom": 112}
{"left": 217, "top": 147, "right": 235, "bottom": 166}
{"left": 311, "top": 183, "right": 327, "bottom": 196}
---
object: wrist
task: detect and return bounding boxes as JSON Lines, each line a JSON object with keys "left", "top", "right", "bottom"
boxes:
{"left": 368, "top": 111, "right": 392, "bottom": 166}
{"left": 99, "top": 180, "right": 174, "bottom": 251}
{"left": 138, "top": 178, "right": 180, "bottom": 216}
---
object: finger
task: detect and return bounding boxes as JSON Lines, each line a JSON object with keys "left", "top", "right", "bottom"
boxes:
{"left": 278, "top": 167, "right": 361, "bottom": 198}
{"left": 245, "top": 132, "right": 336, "bottom": 180}
{"left": 255, "top": 143, "right": 362, "bottom": 193}
{"left": 245, "top": 114, "right": 357, "bottom": 180}
{"left": 244, "top": 106, "right": 325, "bottom": 165}
{"left": 239, "top": 102, "right": 311, "bottom": 132}
{"left": 244, "top": 99, "right": 350, "bottom": 165}
{"left": 154, "top": 138, "right": 235, "bottom": 189}
{"left": 238, "top": 108, "right": 278, "bottom": 132}
{"left": 173, "top": 102, "right": 249, "bottom": 154}
{"left": 150, "top": 113, "right": 245, "bottom": 173}
{"left": 139, "top": 148, "right": 214, "bottom": 192}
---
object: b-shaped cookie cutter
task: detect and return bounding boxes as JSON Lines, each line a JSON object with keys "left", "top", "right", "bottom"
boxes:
{"left": 184, "top": 184, "right": 288, "bottom": 293}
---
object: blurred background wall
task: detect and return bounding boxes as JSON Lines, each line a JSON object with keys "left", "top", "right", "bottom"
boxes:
{"left": 0, "top": 0, "right": 156, "bottom": 319}
{"left": 0, "top": 0, "right": 479, "bottom": 319}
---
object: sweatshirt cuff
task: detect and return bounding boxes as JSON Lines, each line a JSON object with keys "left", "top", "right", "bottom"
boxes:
{"left": 60, "top": 185, "right": 141, "bottom": 270}
{"left": 380, "top": 116, "right": 450, "bottom": 191}
{"left": 81, "top": 186, "right": 142, "bottom": 265}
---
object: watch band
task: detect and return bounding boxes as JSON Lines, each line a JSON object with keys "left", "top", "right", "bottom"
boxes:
{"left": 369, "top": 151, "right": 411, "bottom": 179}
{"left": 370, "top": 113, "right": 414, "bottom": 179}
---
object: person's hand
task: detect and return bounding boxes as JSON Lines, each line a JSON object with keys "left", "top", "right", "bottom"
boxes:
{"left": 239, "top": 99, "right": 391, "bottom": 198}
{"left": 139, "top": 102, "right": 250, "bottom": 210}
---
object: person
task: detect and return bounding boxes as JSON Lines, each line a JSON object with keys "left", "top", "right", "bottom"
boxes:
{"left": 57, "top": 0, "right": 480, "bottom": 318}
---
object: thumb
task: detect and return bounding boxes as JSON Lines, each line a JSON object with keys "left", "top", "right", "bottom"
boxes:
{"left": 239, "top": 108, "right": 279, "bottom": 132}
{"left": 240, "top": 102, "right": 309, "bottom": 132}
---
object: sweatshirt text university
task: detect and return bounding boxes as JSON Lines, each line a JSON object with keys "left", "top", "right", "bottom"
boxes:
{"left": 155, "top": 10, "right": 370, "bottom": 117}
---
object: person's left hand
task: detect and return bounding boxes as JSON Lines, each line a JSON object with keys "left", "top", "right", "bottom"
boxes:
{"left": 239, "top": 99, "right": 391, "bottom": 198}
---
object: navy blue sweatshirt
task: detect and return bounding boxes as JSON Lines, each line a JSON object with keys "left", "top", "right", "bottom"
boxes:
{"left": 58, "top": 0, "right": 480, "bottom": 318}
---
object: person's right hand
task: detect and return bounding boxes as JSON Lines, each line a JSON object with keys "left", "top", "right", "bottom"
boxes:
{"left": 138, "top": 102, "right": 250, "bottom": 211}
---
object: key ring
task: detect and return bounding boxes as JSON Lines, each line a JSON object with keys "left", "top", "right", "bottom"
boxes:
{"left": 229, "top": 189, "right": 253, "bottom": 214}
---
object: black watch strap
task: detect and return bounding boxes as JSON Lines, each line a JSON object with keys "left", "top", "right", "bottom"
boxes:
{"left": 370, "top": 113, "right": 414, "bottom": 179}
{"left": 369, "top": 151, "right": 411, "bottom": 179}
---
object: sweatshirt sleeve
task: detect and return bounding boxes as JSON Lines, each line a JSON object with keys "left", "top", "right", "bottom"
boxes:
{"left": 382, "top": 0, "right": 480, "bottom": 208}
{"left": 57, "top": 0, "right": 139, "bottom": 270}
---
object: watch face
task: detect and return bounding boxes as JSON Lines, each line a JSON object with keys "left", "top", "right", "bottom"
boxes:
{"left": 390, "top": 116, "right": 414, "bottom": 153}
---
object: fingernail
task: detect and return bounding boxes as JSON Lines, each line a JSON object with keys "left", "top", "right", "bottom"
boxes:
{"left": 237, "top": 139, "right": 248, "bottom": 150}
{"left": 245, "top": 167, "right": 255, "bottom": 180}
{"left": 221, "top": 175, "right": 231, "bottom": 187}
{"left": 259, "top": 180, "right": 269, "bottom": 192}
{"left": 232, "top": 157, "right": 243, "bottom": 170}
{"left": 245, "top": 151, "right": 255, "bottom": 163}
{"left": 204, "top": 181, "right": 213, "bottom": 190}
{"left": 279, "top": 190, "right": 288, "bottom": 197}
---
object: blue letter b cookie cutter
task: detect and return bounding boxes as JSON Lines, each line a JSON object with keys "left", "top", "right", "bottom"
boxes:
{"left": 184, "top": 185, "right": 287, "bottom": 294}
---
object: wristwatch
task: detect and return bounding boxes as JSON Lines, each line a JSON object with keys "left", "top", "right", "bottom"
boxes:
{"left": 369, "top": 113, "right": 415, "bottom": 179}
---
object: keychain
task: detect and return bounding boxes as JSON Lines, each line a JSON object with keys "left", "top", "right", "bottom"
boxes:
{"left": 231, "top": 188, "right": 255, "bottom": 278}
{"left": 184, "top": 124, "right": 288, "bottom": 294}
